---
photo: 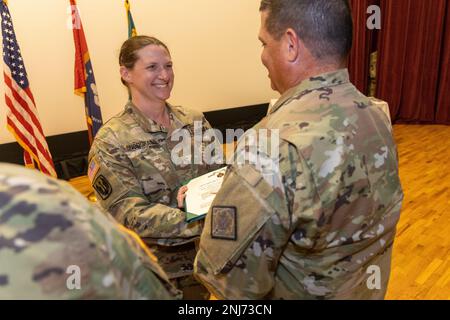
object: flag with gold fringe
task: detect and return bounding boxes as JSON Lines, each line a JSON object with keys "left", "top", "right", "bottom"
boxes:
{"left": 70, "top": 0, "right": 103, "bottom": 144}
{"left": 1, "top": 0, "right": 57, "bottom": 177}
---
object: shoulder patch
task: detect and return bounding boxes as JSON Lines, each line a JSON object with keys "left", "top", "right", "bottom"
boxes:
{"left": 87, "top": 158, "right": 100, "bottom": 182}
{"left": 93, "top": 175, "right": 113, "bottom": 200}
{"left": 211, "top": 206, "right": 237, "bottom": 241}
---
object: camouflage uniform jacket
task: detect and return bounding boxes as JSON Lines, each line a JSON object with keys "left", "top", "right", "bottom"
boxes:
{"left": 194, "top": 69, "right": 404, "bottom": 299}
{"left": 88, "top": 102, "right": 220, "bottom": 278}
{"left": 0, "top": 163, "right": 180, "bottom": 299}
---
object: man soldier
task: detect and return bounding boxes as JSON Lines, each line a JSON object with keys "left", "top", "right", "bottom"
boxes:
{"left": 194, "top": 0, "right": 403, "bottom": 299}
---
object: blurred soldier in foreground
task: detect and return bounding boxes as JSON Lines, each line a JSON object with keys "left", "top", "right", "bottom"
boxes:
{"left": 0, "top": 163, "right": 180, "bottom": 299}
{"left": 195, "top": 0, "right": 403, "bottom": 299}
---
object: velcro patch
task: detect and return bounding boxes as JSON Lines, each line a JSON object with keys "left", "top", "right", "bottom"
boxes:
{"left": 93, "top": 175, "right": 112, "bottom": 200}
{"left": 211, "top": 206, "right": 237, "bottom": 241}
{"left": 87, "top": 158, "right": 100, "bottom": 182}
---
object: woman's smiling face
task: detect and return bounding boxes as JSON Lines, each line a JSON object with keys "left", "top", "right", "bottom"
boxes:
{"left": 125, "top": 44, "right": 174, "bottom": 104}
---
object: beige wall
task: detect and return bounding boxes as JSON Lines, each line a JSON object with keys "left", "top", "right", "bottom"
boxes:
{"left": 0, "top": 0, "right": 277, "bottom": 144}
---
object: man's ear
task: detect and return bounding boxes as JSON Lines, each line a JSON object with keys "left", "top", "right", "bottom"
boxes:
{"left": 285, "top": 28, "right": 300, "bottom": 63}
{"left": 120, "top": 66, "right": 131, "bottom": 84}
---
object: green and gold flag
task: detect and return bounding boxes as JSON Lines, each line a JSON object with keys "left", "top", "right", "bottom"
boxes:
{"left": 125, "top": 0, "right": 137, "bottom": 38}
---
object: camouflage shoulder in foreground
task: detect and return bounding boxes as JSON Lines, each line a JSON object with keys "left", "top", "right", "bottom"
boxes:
{"left": 0, "top": 164, "right": 180, "bottom": 299}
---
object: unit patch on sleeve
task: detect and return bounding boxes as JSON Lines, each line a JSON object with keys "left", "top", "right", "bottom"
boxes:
{"left": 93, "top": 175, "right": 112, "bottom": 200}
{"left": 211, "top": 206, "right": 237, "bottom": 240}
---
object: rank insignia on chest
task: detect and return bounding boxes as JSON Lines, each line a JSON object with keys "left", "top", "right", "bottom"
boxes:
{"left": 93, "top": 175, "right": 113, "bottom": 200}
{"left": 211, "top": 206, "right": 237, "bottom": 240}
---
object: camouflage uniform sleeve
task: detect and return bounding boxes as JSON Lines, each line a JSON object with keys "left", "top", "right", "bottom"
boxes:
{"left": 89, "top": 131, "right": 202, "bottom": 245}
{"left": 0, "top": 164, "right": 181, "bottom": 299}
{"left": 194, "top": 140, "right": 301, "bottom": 299}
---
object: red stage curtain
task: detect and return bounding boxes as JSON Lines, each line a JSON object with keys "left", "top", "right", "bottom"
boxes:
{"left": 348, "top": 0, "right": 379, "bottom": 95}
{"left": 435, "top": 2, "right": 450, "bottom": 124}
{"left": 376, "top": 0, "right": 449, "bottom": 123}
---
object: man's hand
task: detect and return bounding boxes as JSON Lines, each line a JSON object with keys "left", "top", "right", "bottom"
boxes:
{"left": 177, "top": 185, "right": 188, "bottom": 209}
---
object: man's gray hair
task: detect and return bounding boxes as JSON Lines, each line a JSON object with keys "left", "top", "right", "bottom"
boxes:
{"left": 260, "top": 0, "right": 353, "bottom": 63}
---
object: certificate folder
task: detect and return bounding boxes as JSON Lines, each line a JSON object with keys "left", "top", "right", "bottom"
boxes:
{"left": 183, "top": 167, "right": 227, "bottom": 222}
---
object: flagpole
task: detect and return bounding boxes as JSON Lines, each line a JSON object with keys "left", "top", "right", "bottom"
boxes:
{"left": 125, "top": 0, "right": 137, "bottom": 101}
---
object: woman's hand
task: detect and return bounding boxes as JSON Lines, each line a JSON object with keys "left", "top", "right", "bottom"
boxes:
{"left": 177, "top": 186, "right": 188, "bottom": 209}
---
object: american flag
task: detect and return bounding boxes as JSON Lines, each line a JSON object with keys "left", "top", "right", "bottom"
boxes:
{"left": 1, "top": 1, "right": 56, "bottom": 177}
